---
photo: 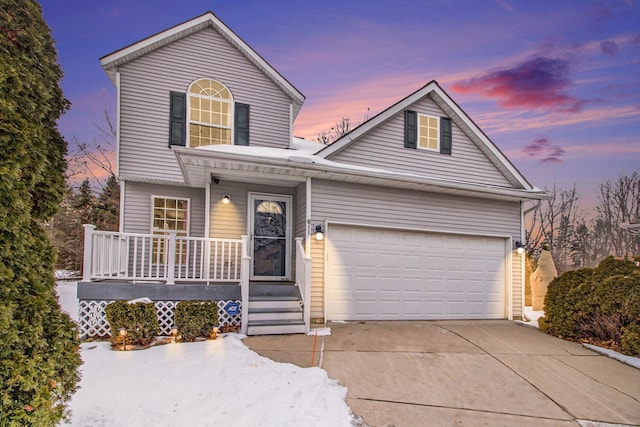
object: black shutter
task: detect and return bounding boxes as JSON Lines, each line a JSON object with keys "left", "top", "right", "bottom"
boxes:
{"left": 404, "top": 110, "right": 417, "bottom": 149}
{"left": 234, "top": 103, "right": 250, "bottom": 146}
{"left": 169, "top": 91, "right": 186, "bottom": 147}
{"left": 440, "top": 117, "right": 452, "bottom": 155}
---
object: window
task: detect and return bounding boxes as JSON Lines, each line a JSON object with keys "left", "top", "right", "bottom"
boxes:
{"left": 418, "top": 114, "right": 439, "bottom": 151}
{"left": 188, "top": 79, "right": 232, "bottom": 147}
{"left": 152, "top": 196, "right": 189, "bottom": 262}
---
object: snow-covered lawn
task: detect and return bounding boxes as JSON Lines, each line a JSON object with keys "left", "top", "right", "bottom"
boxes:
{"left": 55, "top": 282, "right": 355, "bottom": 426}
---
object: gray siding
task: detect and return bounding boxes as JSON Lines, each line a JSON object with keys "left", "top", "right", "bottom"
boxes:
{"left": 328, "top": 96, "right": 512, "bottom": 188}
{"left": 123, "top": 181, "right": 205, "bottom": 236}
{"left": 309, "top": 179, "right": 524, "bottom": 319}
{"left": 295, "top": 182, "right": 307, "bottom": 239}
{"left": 118, "top": 27, "right": 293, "bottom": 183}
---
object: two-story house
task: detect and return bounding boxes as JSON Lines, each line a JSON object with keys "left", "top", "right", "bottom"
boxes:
{"left": 78, "top": 11, "right": 546, "bottom": 337}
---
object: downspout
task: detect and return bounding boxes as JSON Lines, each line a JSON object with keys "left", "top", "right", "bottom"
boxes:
{"left": 116, "top": 71, "right": 123, "bottom": 232}
{"left": 305, "top": 176, "right": 311, "bottom": 256}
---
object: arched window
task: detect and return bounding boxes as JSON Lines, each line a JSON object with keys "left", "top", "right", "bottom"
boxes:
{"left": 188, "top": 79, "right": 233, "bottom": 147}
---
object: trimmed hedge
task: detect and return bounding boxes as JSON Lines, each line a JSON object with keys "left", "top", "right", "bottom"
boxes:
{"left": 539, "top": 257, "right": 640, "bottom": 356}
{"left": 173, "top": 301, "right": 219, "bottom": 342}
{"left": 105, "top": 301, "right": 160, "bottom": 347}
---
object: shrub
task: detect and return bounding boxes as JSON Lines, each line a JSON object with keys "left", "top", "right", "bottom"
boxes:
{"left": 173, "top": 301, "right": 219, "bottom": 342}
{"left": 621, "top": 324, "right": 640, "bottom": 357}
{"left": 105, "top": 301, "right": 160, "bottom": 347}
{"left": 539, "top": 268, "right": 593, "bottom": 337}
{"left": 539, "top": 257, "right": 640, "bottom": 356}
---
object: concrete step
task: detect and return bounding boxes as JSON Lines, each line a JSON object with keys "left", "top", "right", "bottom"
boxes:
{"left": 249, "top": 297, "right": 302, "bottom": 310}
{"left": 247, "top": 319, "right": 306, "bottom": 335}
{"left": 248, "top": 307, "right": 303, "bottom": 322}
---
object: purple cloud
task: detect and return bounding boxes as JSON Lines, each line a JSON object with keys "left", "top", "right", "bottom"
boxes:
{"left": 452, "top": 56, "right": 586, "bottom": 113}
{"left": 600, "top": 40, "right": 619, "bottom": 56}
{"left": 522, "top": 136, "right": 566, "bottom": 163}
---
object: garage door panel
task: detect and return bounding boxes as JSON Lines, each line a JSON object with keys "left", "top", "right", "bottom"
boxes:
{"left": 327, "top": 226, "right": 507, "bottom": 320}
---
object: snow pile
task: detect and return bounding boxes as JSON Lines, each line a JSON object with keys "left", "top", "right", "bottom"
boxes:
{"left": 62, "top": 336, "right": 354, "bottom": 426}
{"left": 308, "top": 327, "right": 332, "bottom": 337}
{"left": 56, "top": 282, "right": 355, "bottom": 426}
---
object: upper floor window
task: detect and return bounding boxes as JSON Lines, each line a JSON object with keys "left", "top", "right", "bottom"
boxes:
{"left": 188, "top": 79, "right": 233, "bottom": 147}
{"left": 418, "top": 114, "right": 439, "bottom": 151}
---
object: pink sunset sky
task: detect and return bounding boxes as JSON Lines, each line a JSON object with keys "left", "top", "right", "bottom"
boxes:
{"left": 40, "top": 0, "right": 640, "bottom": 209}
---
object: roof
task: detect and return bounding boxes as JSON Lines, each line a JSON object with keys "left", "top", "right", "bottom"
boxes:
{"left": 172, "top": 144, "right": 547, "bottom": 202}
{"left": 317, "top": 80, "right": 534, "bottom": 191}
{"left": 100, "top": 11, "right": 305, "bottom": 116}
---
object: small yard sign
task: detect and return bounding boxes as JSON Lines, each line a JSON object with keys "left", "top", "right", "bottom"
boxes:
{"left": 224, "top": 301, "right": 240, "bottom": 316}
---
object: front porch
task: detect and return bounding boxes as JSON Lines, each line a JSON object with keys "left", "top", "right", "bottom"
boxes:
{"left": 80, "top": 226, "right": 311, "bottom": 337}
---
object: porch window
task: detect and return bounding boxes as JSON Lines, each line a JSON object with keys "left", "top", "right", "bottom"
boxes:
{"left": 188, "top": 79, "right": 232, "bottom": 147}
{"left": 151, "top": 196, "right": 190, "bottom": 262}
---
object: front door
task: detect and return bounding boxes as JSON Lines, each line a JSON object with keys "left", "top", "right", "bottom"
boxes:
{"left": 249, "top": 193, "right": 291, "bottom": 280}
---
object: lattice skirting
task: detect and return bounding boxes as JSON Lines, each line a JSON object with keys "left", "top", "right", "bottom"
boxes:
{"left": 78, "top": 299, "right": 242, "bottom": 339}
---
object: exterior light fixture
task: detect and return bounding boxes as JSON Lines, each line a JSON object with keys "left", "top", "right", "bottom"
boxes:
{"left": 171, "top": 325, "right": 179, "bottom": 343}
{"left": 315, "top": 224, "right": 324, "bottom": 241}
{"left": 119, "top": 327, "right": 128, "bottom": 351}
{"left": 514, "top": 241, "right": 526, "bottom": 255}
{"left": 212, "top": 325, "right": 220, "bottom": 339}
{"left": 222, "top": 195, "right": 231, "bottom": 204}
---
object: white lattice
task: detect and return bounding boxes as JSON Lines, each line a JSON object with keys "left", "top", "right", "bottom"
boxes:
{"left": 79, "top": 299, "right": 242, "bottom": 338}
{"left": 155, "top": 301, "right": 176, "bottom": 335}
{"left": 79, "top": 300, "right": 112, "bottom": 338}
{"left": 217, "top": 300, "right": 242, "bottom": 327}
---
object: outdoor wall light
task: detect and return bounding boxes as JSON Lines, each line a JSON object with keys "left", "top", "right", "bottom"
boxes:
{"left": 514, "top": 241, "right": 526, "bottom": 255}
{"left": 315, "top": 224, "right": 324, "bottom": 241}
{"left": 119, "top": 327, "right": 128, "bottom": 351}
{"left": 222, "top": 195, "right": 231, "bottom": 204}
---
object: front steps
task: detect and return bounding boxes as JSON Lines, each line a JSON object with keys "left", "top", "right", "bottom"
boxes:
{"left": 247, "top": 284, "right": 306, "bottom": 335}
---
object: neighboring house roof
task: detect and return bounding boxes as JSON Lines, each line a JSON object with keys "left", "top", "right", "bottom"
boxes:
{"left": 317, "top": 81, "right": 534, "bottom": 191}
{"left": 621, "top": 216, "right": 640, "bottom": 235}
{"left": 173, "top": 145, "right": 547, "bottom": 202}
{"left": 100, "top": 11, "right": 305, "bottom": 117}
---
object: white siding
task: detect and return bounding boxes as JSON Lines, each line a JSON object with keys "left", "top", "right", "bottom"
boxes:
{"left": 328, "top": 96, "right": 512, "bottom": 188}
{"left": 122, "top": 182, "right": 205, "bottom": 236}
{"left": 309, "top": 179, "right": 524, "bottom": 319}
{"left": 118, "top": 27, "right": 293, "bottom": 183}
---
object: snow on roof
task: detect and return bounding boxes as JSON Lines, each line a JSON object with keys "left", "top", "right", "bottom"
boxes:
{"left": 291, "top": 137, "right": 324, "bottom": 153}
{"left": 189, "top": 144, "right": 546, "bottom": 200}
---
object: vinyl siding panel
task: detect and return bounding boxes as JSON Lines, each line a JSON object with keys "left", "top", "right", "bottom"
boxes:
{"left": 310, "top": 237, "right": 324, "bottom": 320}
{"left": 328, "top": 97, "right": 512, "bottom": 188}
{"left": 309, "top": 179, "right": 523, "bottom": 319}
{"left": 295, "top": 182, "right": 307, "bottom": 239}
{"left": 118, "top": 27, "right": 292, "bottom": 183}
{"left": 122, "top": 182, "right": 205, "bottom": 236}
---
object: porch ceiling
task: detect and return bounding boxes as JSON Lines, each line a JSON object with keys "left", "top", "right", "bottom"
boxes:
{"left": 173, "top": 146, "right": 547, "bottom": 202}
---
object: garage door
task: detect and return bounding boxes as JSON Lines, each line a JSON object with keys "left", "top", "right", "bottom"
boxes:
{"left": 326, "top": 225, "right": 507, "bottom": 320}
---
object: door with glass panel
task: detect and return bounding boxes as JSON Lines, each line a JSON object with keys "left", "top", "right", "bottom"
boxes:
{"left": 249, "top": 194, "right": 291, "bottom": 280}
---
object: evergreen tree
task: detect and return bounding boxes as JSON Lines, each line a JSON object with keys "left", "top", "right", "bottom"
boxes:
{"left": 0, "top": 1, "right": 81, "bottom": 424}
{"left": 91, "top": 175, "right": 120, "bottom": 232}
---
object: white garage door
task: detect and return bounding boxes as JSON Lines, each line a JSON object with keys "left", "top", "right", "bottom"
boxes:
{"left": 326, "top": 225, "right": 507, "bottom": 320}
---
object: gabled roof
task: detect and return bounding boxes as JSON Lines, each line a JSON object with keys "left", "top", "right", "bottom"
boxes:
{"left": 317, "top": 80, "right": 534, "bottom": 190}
{"left": 100, "top": 11, "right": 305, "bottom": 115}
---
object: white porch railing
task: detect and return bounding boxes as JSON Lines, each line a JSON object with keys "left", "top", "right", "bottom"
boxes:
{"left": 82, "top": 225, "right": 243, "bottom": 284}
{"left": 295, "top": 237, "right": 312, "bottom": 333}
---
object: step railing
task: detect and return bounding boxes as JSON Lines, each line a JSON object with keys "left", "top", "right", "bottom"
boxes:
{"left": 82, "top": 225, "right": 243, "bottom": 284}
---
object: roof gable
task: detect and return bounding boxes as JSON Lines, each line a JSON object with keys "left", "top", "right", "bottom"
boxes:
{"left": 318, "top": 81, "right": 533, "bottom": 190}
{"left": 100, "top": 11, "right": 305, "bottom": 117}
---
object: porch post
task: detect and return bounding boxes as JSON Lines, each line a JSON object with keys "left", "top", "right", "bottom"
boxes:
{"left": 82, "top": 224, "right": 96, "bottom": 281}
{"left": 204, "top": 178, "right": 211, "bottom": 284}
{"left": 240, "top": 234, "right": 250, "bottom": 334}
{"left": 166, "top": 231, "right": 177, "bottom": 285}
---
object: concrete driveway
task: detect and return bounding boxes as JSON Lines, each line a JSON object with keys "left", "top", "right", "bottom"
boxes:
{"left": 244, "top": 321, "right": 640, "bottom": 427}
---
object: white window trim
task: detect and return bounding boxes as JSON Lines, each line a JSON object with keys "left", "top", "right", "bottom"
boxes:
{"left": 417, "top": 113, "right": 440, "bottom": 152}
{"left": 150, "top": 195, "right": 191, "bottom": 236}
{"left": 186, "top": 79, "right": 235, "bottom": 148}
